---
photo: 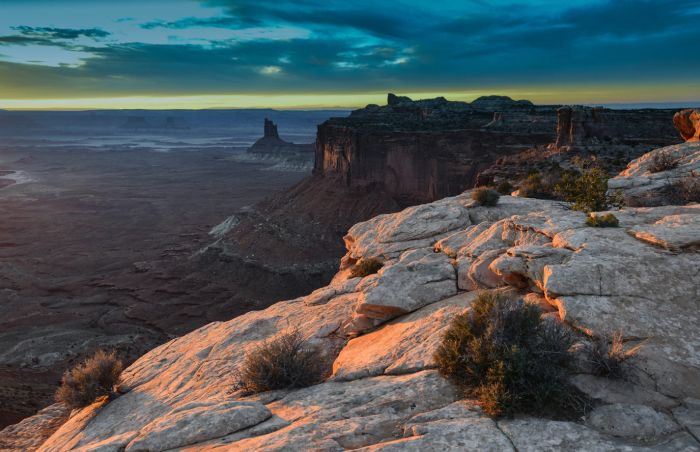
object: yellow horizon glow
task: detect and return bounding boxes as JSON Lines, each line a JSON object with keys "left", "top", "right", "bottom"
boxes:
{"left": 2, "top": 84, "right": 699, "bottom": 110}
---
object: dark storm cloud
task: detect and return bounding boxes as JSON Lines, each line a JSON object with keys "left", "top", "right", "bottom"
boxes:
{"left": 2, "top": 0, "right": 700, "bottom": 99}
{"left": 13, "top": 26, "right": 110, "bottom": 39}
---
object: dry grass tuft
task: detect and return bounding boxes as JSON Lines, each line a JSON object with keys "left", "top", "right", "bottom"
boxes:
{"left": 349, "top": 257, "right": 383, "bottom": 278}
{"left": 55, "top": 350, "right": 122, "bottom": 409}
{"left": 235, "top": 330, "right": 328, "bottom": 394}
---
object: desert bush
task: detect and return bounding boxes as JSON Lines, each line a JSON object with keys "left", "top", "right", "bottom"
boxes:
{"left": 235, "top": 330, "right": 327, "bottom": 394}
{"left": 434, "top": 291, "right": 583, "bottom": 417}
{"left": 471, "top": 187, "right": 500, "bottom": 207}
{"left": 55, "top": 350, "right": 123, "bottom": 409}
{"left": 556, "top": 168, "right": 623, "bottom": 212}
{"left": 670, "top": 173, "right": 700, "bottom": 204}
{"left": 518, "top": 173, "right": 557, "bottom": 199}
{"left": 496, "top": 180, "right": 513, "bottom": 195}
{"left": 349, "top": 257, "right": 383, "bottom": 278}
{"left": 586, "top": 213, "right": 619, "bottom": 228}
{"left": 587, "top": 332, "right": 641, "bottom": 379}
{"left": 648, "top": 152, "right": 678, "bottom": 173}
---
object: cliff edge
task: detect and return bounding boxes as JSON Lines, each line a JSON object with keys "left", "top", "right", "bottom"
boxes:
{"left": 13, "top": 141, "right": 699, "bottom": 451}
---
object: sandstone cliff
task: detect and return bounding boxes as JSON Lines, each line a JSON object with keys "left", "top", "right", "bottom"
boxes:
{"left": 9, "top": 142, "right": 699, "bottom": 451}
{"left": 478, "top": 105, "right": 682, "bottom": 186}
{"left": 314, "top": 93, "right": 556, "bottom": 206}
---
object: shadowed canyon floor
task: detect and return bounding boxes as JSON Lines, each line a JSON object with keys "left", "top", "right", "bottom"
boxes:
{"left": 0, "top": 147, "right": 307, "bottom": 426}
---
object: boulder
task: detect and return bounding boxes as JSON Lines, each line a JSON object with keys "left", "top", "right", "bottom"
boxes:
{"left": 608, "top": 141, "right": 700, "bottom": 206}
{"left": 346, "top": 249, "right": 457, "bottom": 334}
{"left": 673, "top": 108, "right": 700, "bottom": 142}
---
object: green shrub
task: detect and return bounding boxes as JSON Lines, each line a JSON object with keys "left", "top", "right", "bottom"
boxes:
{"left": 434, "top": 291, "right": 583, "bottom": 417}
{"left": 496, "top": 180, "right": 513, "bottom": 195}
{"left": 586, "top": 213, "right": 619, "bottom": 228}
{"left": 518, "top": 173, "right": 559, "bottom": 199}
{"left": 471, "top": 187, "right": 500, "bottom": 207}
{"left": 235, "top": 330, "right": 327, "bottom": 394}
{"left": 587, "top": 332, "right": 641, "bottom": 379}
{"left": 349, "top": 257, "right": 383, "bottom": 278}
{"left": 556, "top": 168, "right": 622, "bottom": 213}
{"left": 648, "top": 152, "right": 678, "bottom": 173}
{"left": 55, "top": 350, "right": 123, "bottom": 409}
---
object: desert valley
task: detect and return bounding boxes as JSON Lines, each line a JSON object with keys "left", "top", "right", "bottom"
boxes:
{"left": 1, "top": 0, "right": 699, "bottom": 450}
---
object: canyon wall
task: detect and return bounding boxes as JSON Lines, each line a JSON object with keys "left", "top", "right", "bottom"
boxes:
{"left": 314, "top": 94, "right": 557, "bottom": 206}
{"left": 554, "top": 106, "right": 681, "bottom": 150}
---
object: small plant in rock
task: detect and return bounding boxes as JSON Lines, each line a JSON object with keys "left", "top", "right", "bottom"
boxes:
{"left": 517, "top": 172, "right": 563, "bottom": 199}
{"left": 55, "top": 350, "right": 123, "bottom": 409}
{"left": 556, "top": 168, "right": 623, "bottom": 213}
{"left": 471, "top": 187, "right": 500, "bottom": 207}
{"left": 648, "top": 152, "right": 678, "bottom": 173}
{"left": 496, "top": 180, "right": 513, "bottom": 195}
{"left": 586, "top": 213, "right": 619, "bottom": 228}
{"left": 234, "top": 330, "right": 327, "bottom": 394}
{"left": 349, "top": 257, "right": 383, "bottom": 278}
{"left": 434, "top": 291, "right": 584, "bottom": 418}
{"left": 587, "top": 332, "right": 641, "bottom": 379}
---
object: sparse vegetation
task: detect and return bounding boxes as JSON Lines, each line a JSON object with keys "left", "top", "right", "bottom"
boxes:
{"left": 669, "top": 173, "right": 700, "bottom": 204}
{"left": 234, "top": 330, "right": 327, "bottom": 394}
{"left": 349, "top": 257, "right": 384, "bottom": 278}
{"left": 518, "top": 173, "right": 559, "bottom": 199}
{"left": 586, "top": 213, "right": 619, "bottom": 228}
{"left": 587, "top": 332, "right": 641, "bottom": 379}
{"left": 434, "top": 291, "right": 584, "bottom": 418}
{"left": 471, "top": 187, "right": 500, "bottom": 207}
{"left": 496, "top": 180, "right": 513, "bottom": 195}
{"left": 556, "top": 168, "right": 623, "bottom": 212}
{"left": 648, "top": 152, "right": 678, "bottom": 173}
{"left": 55, "top": 350, "right": 123, "bottom": 409}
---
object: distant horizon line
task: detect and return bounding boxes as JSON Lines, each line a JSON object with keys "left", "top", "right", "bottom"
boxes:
{"left": 3, "top": 100, "right": 700, "bottom": 112}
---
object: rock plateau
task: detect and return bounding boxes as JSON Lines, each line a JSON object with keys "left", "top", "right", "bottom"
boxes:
{"left": 6, "top": 140, "right": 699, "bottom": 451}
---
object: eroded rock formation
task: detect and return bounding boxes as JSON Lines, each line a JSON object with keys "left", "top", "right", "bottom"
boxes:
{"left": 314, "top": 93, "right": 556, "bottom": 206}
{"left": 609, "top": 141, "right": 700, "bottom": 206}
{"left": 15, "top": 144, "right": 699, "bottom": 451}
{"left": 673, "top": 109, "right": 700, "bottom": 142}
{"left": 478, "top": 105, "right": 682, "bottom": 186}
{"left": 237, "top": 119, "right": 315, "bottom": 171}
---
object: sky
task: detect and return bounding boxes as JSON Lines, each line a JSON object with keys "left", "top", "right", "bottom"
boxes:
{"left": 0, "top": 0, "right": 699, "bottom": 109}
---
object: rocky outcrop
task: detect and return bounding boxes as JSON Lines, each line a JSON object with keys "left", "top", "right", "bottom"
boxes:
{"left": 477, "top": 105, "right": 683, "bottom": 186}
{"left": 237, "top": 119, "right": 315, "bottom": 171}
{"left": 609, "top": 141, "right": 700, "bottom": 206}
{"left": 314, "top": 94, "right": 556, "bottom": 206}
{"left": 554, "top": 106, "right": 680, "bottom": 151}
{"left": 673, "top": 109, "right": 700, "bottom": 142}
{"left": 27, "top": 144, "right": 700, "bottom": 451}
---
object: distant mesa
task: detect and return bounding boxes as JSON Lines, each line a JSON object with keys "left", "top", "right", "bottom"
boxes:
{"left": 247, "top": 118, "right": 313, "bottom": 156}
